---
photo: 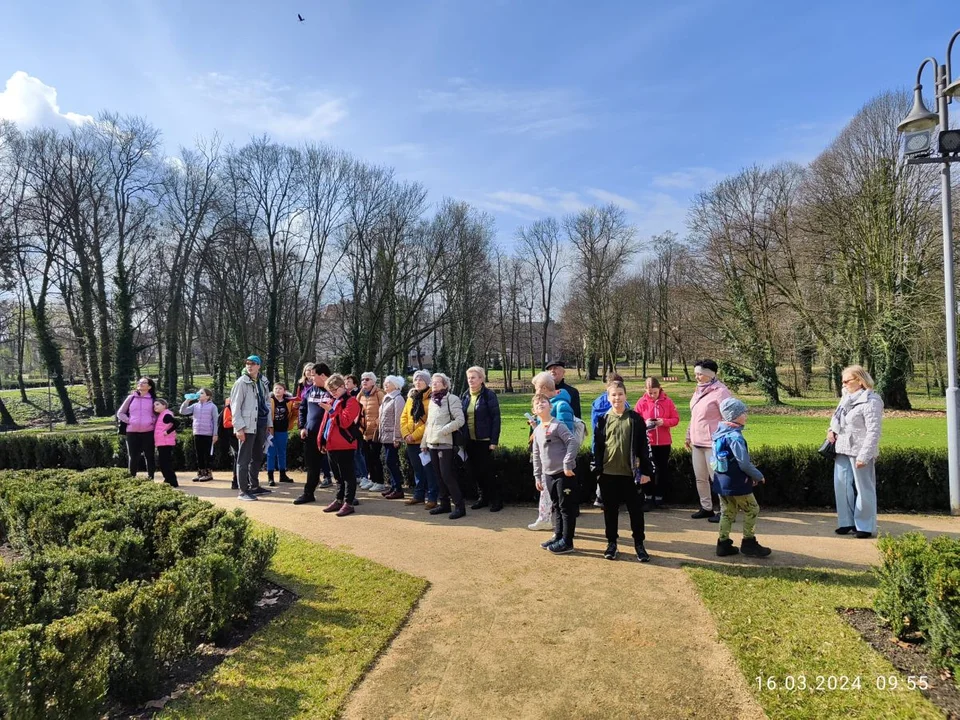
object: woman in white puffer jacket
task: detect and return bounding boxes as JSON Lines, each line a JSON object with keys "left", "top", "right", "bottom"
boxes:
{"left": 827, "top": 365, "right": 883, "bottom": 538}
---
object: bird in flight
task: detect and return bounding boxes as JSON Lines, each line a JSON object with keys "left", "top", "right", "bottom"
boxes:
{"left": 298, "top": 13, "right": 305, "bottom": 22}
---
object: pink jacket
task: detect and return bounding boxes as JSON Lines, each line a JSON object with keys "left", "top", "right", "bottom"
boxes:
{"left": 634, "top": 391, "right": 680, "bottom": 446}
{"left": 686, "top": 379, "right": 732, "bottom": 447}
{"left": 154, "top": 409, "right": 177, "bottom": 447}
{"left": 118, "top": 393, "right": 157, "bottom": 434}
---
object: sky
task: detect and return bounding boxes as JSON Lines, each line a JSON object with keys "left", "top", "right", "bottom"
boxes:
{"left": 1, "top": 0, "right": 958, "bottom": 245}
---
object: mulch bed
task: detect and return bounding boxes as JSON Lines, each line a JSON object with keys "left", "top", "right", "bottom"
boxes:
{"left": 106, "top": 580, "right": 297, "bottom": 719}
{"left": 840, "top": 607, "right": 960, "bottom": 719}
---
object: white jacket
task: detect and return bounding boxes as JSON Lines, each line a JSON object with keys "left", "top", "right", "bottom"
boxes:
{"left": 377, "top": 390, "right": 404, "bottom": 445}
{"left": 421, "top": 392, "right": 465, "bottom": 449}
{"left": 830, "top": 389, "right": 883, "bottom": 463}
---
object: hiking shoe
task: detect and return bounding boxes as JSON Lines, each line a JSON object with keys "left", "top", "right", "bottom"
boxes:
{"left": 740, "top": 537, "right": 772, "bottom": 557}
{"left": 549, "top": 539, "right": 575, "bottom": 555}
{"left": 716, "top": 538, "right": 740, "bottom": 557}
{"left": 635, "top": 543, "right": 650, "bottom": 563}
{"left": 279, "top": 472, "right": 294, "bottom": 483}
{"left": 691, "top": 508, "right": 714, "bottom": 519}
{"left": 318, "top": 477, "right": 333, "bottom": 489}
{"left": 527, "top": 519, "right": 553, "bottom": 531}
{"left": 603, "top": 543, "right": 618, "bottom": 560}
{"left": 541, "top": 534, "right": 562, "bottom": 549}
{"left": 322, "top": 500, "right": 343, "bottom": 513}
{"left": 268, "top": 479, "right": 277, "bottom": 487}
{"left": 405, "top": 497, "right": 423, "bottom": 506}
{"left": 424, "top": 501, "right": 438, "bottom": 510}
{"left": 336, "top": 503, "right": 355, "bottom": 517}
{"left": 855, "top": 531, "right": 873, "bottom": 539}
{"left": 707, "top": 513, "right": 721, "bottom": 523}
{"left": 251, "top": 487, "right": 272, "bottom": 495}
{"left": 292, "top": 494, "right": 316, "bottom": 505}
{"left": 835, "top": 526, "right": 855, "bottom": 535}
{"left": 237, "top": 492, "right": 258, "bottom": 501}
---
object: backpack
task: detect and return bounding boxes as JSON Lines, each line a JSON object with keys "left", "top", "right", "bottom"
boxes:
{"left": 572, "top": 416, "right": 588, "bottom": 448}
{"left": 222, "top": 405, "right": 233, "bottom": 429}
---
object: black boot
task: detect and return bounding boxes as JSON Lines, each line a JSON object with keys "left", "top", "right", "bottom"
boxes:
{"left": 716, "top": 538, "right": 740, "bottom": 557}
{"left": 279, "top": 470, "right": 293, "bottom": 483}
{"left": 449, "top": 503, "right": 466, "bottom": 520}
{"left": 470, "top": 496, "right": 488, "bottom": 510}
{"left": 740, "top": 537, "right": 772, "bottom": 558}
{"left": 268, "top": 471, "right": 276, "bottom": 487}
{"left": 429, "top": 501, "right": 452, "bottom": 515}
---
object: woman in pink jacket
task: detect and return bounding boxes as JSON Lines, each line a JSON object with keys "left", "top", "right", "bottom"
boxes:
{"left": 684, "top": 360, "right": 731, "bottom": 522}
{"left": 117, "top": 377, "right": 159, "bottom": 479}
{"left": 634, "top": 377, "right": 680, "bottom": 508}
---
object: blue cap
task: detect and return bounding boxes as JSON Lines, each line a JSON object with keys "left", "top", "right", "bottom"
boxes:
{"left": 245, "top": 355, "right": 262, "bottom": 365}
{"left": 720, "top": 397, "right": 748, "bottom": 422}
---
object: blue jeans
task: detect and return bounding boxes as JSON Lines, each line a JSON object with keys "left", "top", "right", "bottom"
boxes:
{"left": 267, "top": 431, "right": 288, "bottom": 471}
{"left": 406, "top": 443, "right": 438, "bottom": 502}
{"left": 384, "top": 444, "right": 403, "bottom": 492}
{"left": 355, "top": 442, "right": 368, "bottom": 479}
{"left": 834, "top": 454, "right": 877, "bottom": 533}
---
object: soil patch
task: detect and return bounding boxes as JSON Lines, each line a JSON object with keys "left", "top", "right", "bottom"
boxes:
{"left": 841, "top": 607, "right": 960, "bottom": 719}
{"left": 0, "top": 542, "right": 22, "bottom": 566}
{"left": 106, "top": 580, "right": 297, "bottom": 719}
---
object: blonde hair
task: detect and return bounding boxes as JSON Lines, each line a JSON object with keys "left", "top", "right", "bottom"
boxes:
{"left": 299, "top": 362, "right": 316, "bottom": 387}
{"left": 466, "top": 366, "right": 486, "bottom": 382}
{"left": 154, "top": 397, "right": 169, "bottom": 408}
{"left": 326, "top": 374, "right": 345, "bottom": 391}
{"left": 842, "top": 365, "right": 875, "bottom": 390}
{"left": 532, "top": 372, "right": 556, "bottom": 392}
{"left": 531, "top": 393, "right": 551, "bottom": 409}
{"left": 430, "top": 373, "right": 452, "bottom": 390}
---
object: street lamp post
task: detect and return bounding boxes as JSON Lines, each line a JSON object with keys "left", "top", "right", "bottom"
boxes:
{"left": 898, "top": 30, "right": 960, "bottom": 515}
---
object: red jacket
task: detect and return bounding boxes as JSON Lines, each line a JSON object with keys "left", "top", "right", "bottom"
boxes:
{"left": 319, "top": 395, "right": 362, "bottom": 452}
{"left": 633, "top": 391, "right": 680, "bottom": 446}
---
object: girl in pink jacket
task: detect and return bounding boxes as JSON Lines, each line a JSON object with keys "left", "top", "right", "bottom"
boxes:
{"left": 634, "top": 377, "right": 680, "bottom": 507}
{"left": 685, "top": 360, "right": 731, "bottom": 521}
{"left": 153, "top": 398, "right": 179, "bottom": 488}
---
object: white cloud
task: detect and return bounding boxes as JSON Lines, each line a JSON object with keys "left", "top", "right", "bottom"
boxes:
{"left": 586, "top": 188, "right": 641, "bottom": 213}
{"left": 0, "top": 71, "right": 93, "bottom": 130}
{"left": 419, "top": 80, "right": 590, "bottom": 137}
{"left": 488, "top": 191, "right": 549, "bottom": 212}
{"left": 652, "top": 166, "right": 725, "bottom": 190}
{"left": 190, "top": 72, "right": 347, "bottom": 140}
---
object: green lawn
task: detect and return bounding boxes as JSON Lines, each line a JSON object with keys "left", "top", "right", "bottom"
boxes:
{"left": 162, "top": 528, "right": 427, "bottom": 720}
{"left": 685, "top": 565, "right": 942, "bottom": 720}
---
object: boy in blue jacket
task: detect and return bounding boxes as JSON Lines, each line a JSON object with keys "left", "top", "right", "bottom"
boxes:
{"left": 712, "top": 398, "right": 772, "bottom": 558}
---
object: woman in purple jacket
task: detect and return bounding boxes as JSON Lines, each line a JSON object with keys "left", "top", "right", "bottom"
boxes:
{"left": 117, "top": 377, "right": 159, "bottom": 478}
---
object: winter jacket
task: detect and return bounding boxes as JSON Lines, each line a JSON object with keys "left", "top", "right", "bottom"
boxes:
{"left": 117, "top": 393, "right": 157, "bottom": 434}
{"left": 592, "top": 408, "right": 654, "bottom": 478}
{"left": 549, "top": 389, "right": 576, "bottom": 433}
{"left": 154, "top": 409, "right": 177, "bottom": 447}
{"left": 229, "top": 371, "right": 273, "bottom": 434}
{"left": 556, "top": 380, "right": 582, "bottom": 419}
{"left": 319, "top": 395, "right": 362, "bottom": 452}
{"left": 711, "top": 422, "right": 763, "bottom": 496}
{"left": 378, "top": 389, "right": 404, "bottom": 445}
{"left": 359, "top": 387, "right": 385, "bottom": 441}
{"left": 460, "top": 385, "right": 501, "bottom": 444}
{"left": 270, "top": 395, "right": 297, "bottom": 433}
{"left": 422, "top": 392, "right": 465, "bottom": 449}
{"left": 179, "top": 399, "right": 218, "bottom": 437}
{"left": 686, "top": 379, "right": 732, "bottom": 447}
{"left": 531, "top": 419, "right": 579, "bottom": 484}
{"left": 401, "top": 389, "right": 432, "bottom": 444}
{"left": 634, "top": 391, "right": 680, "bottom": 446}
{"left": 299, "top": 383, "right": 332, "bottom": 434}
{"left": 830, "top": 389, "right": 883, "bottom": 464}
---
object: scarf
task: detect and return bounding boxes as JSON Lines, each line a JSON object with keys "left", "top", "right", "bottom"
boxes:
{"left": 431, "top": 389, "right": 448, "bottom": 406}
{"left": 832, "top": 388, "right": 864, "bottom": 429}
{"left": 411, "top": 389, "right": 427, "bottom": 423}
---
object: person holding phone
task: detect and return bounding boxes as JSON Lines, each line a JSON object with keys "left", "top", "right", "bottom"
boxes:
{"left": 634, "top": 377, "right": 679, "bottom": 509}
{"left": 293, "top": 363, "right": 333, "bottom": 505}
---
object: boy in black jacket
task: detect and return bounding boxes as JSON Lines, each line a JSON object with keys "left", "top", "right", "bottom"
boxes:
{"left": 592, "top": 380, "right": 654, "bottom": 562}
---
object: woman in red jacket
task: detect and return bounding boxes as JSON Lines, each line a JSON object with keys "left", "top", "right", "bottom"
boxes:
{"left": 634, "top": 377, "right": 680, "bottom": 508}
{"left": 319, "top": 374, "right": 363, "bottom": 517}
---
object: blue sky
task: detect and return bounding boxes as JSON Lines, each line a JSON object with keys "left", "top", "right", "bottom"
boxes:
{"left": 1, "top": 0, "right": 957, "bottom": 244}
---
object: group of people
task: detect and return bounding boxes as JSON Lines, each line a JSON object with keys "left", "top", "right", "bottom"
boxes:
{"left": 115, "top": 354, "right": 884, "bottom": 561}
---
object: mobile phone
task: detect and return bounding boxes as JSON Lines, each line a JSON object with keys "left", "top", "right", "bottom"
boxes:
{"left": 524, "top": 412, "right": 534, "bottom": 421}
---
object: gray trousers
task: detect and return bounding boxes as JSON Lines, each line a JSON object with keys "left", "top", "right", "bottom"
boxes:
{"left": 236, "top": 422, "right": 267, "bottom": 494}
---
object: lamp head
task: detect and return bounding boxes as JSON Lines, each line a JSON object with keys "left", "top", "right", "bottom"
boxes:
{"left": 898, "top": 85, "right": 940, "bottom": 133}
{"left": 945, "top": 77, "right": 960, "bottom": 99}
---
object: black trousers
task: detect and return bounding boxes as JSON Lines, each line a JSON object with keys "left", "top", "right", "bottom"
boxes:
{"left": 649, "top": 445, "right": 672, "bottom": 499}
{"left": 157, "top": 446, "right": 179, "bottom": 487}
{"left": 547, "top": 472, "right": 579, "bottom": 544}
{"left": 125, "top": 432, "right": 155, "bottom": 478}
{"left": 598, "top": 473, "right": 645, "bottom": 544}
{"left": 429, "top": 447, "right": 463, "bottom": 506}
{"left": 303, "top": 430, "right": 322, "bottom": 497}
{"left": 195, "top": 434, "right": 213, "bottom": 471}
{"left": 329, "top": 449, "right": 357, "bottom": 503}
{"left": 363, "top": 439, "right": 384, "bottom": 486}
{"left": 467, "top": 440, "right": 500, "bottom": 504}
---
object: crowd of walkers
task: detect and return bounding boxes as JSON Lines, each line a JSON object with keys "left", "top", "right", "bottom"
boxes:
{"left": 115, "top": 356, "right": 883, "bottom": 561}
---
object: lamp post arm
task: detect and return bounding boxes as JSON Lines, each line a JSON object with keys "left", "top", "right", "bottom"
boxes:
{"left": 917, "top": 56, "right": 940, "bottom": 89}
{"left": 946, "top": 30, "right": 960, "bottom": 97}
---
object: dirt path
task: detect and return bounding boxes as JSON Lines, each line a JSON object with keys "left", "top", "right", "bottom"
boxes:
{"left": 180, "top": 472, "right": 958, "bottom": 720}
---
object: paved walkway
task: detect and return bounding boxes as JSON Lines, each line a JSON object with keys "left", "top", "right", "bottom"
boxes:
{"left": 180, "top": 472, "right": 958, "bottom": 720}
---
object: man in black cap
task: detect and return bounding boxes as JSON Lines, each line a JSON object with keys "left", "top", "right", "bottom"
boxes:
{"left": 546, "top": 361, "right": 581, "bottom": 419}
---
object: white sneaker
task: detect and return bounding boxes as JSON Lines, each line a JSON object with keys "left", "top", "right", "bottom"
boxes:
{"left": 527, "top": 519, "right": 553, "bottom": 531}
{"left": 369, "top": 483, "right": 388, "bottom": 492}
{"left": 359, "top": 478, "right": 373, "bottom": 490}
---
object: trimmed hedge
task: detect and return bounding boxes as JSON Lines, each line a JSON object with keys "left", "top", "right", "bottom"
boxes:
{"left": 0, "top": 433, "right": 951, "bottom": 511}
{"left": 0, "top": 468, "right": 277, "bottom": 719}
{"left": 875, "top": 532, "right": 960, "bottom": 686}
